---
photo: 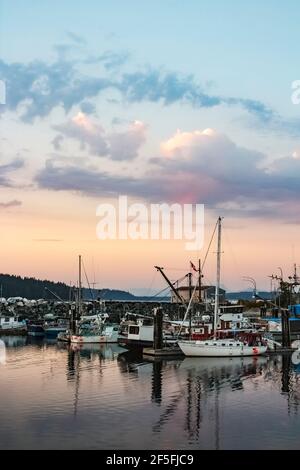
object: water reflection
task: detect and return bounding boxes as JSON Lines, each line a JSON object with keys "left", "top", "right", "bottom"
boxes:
{"left": 65, "top": 345, "right": 126, "bottom": 392}
{"left": 1, "top": 338, "right": 300, "bottom": 449}
{"left": 1, "top": 335, "right": 27, "bottom": 348}
{"left": 179, "top": 357, "right": 268, "bottom": 448}
{"left": 151, "top": 360, "right": 162, "bottom": 405}
{"left": 0, "top": 339, "right": 5, "bottom": 365}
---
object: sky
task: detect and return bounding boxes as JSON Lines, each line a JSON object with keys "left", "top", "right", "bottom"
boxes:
{"left": 0, "top": 0, "right": 300, "bottom": 294}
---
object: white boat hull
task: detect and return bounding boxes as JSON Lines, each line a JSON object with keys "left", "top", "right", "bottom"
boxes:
{"left": 70, "top": 333, "right": 119, "bottom": 344}
{"left": 178, "top": 340, "right": 267, "bottom": 357}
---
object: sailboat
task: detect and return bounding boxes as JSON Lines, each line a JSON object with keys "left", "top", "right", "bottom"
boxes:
{"left": 178, "top": 218, "right": 267, "bottom": 357}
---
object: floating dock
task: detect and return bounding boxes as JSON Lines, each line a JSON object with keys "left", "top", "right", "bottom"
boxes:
{"left": 143, "top": 347, "right": 184, "bottom": 357}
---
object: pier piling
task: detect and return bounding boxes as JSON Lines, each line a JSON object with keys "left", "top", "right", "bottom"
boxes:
{"left": 281, "top": 309, "right": 291, "bottom": 348}
{"left": 153, "top": 307, "right": 163, "bottom": 350}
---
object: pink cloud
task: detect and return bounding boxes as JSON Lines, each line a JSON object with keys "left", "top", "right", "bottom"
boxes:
{"left": 53, "top": 113, "right": 146, "bottom": 160}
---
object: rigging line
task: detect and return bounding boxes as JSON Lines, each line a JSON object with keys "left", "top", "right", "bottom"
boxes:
{"left": 222, "top": 223, "right": 242, "bottom": 281}
{"left": 82, "top": 259, "right": 94, "bottom": 301}
{"left": 178, "top": 280, "right": 199, "bottom": 336}
{"left": 202, "top": 276, "right": 214, "bottom": 287}
{"left": 147, "top": 282, "right": 180, "bottom": 300}
{"left": 147, "top": 274, "right": 189, "bottom": 301}
{"left": 171, "top": 274, "right": 190, "bottom": 285}
{"left": 163, "top": 268, "right": 191, "bottom": 272}
{"left": 146, "top": 286, "right": 171, "bottom": 300}
{"left": 177, "top": 219, "right": 219, "bottom": 336}
{"left": 202, "top": 219, "right": 218, "bottom": 270}
{"left": 145, "top": 271, "right": 157, "bottom": 298}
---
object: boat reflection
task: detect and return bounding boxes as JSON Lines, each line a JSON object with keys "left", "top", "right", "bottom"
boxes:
{"left": 0, "top": 339, "right": 5, "bottom": 365}
{"left": 2, "top": 336, "right": 300, "bottom": 449}
{"left": 1, "top": 336, "right": 27, "bottom": 348}
{"left": 179, "top": 356, "right": 268, "bottom": 446}
{"left": 23, "top": 337, "right": 300, "bottom": 446}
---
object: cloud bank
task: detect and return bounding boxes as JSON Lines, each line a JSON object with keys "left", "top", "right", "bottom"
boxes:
{"left": 0, "top": 158, "right": 24, "bottom": 187}
{"left": 36, "top": 127, "right": 300, "bottom": 221}
{"left": 0, "top": 199, "right": 22, "bottom": 209}
{"left": 1, "top": 54, "right": 298, "bottom": 134}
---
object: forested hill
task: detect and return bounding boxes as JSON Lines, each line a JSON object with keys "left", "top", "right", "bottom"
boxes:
{"left": 0, "top": 273, "right": 71, "bottom": 300}
{"left": 0, "top": 274, "right": 273, "bottom": 302}
{"left": 0, "top": 273, "right": 136, "bottom": 301}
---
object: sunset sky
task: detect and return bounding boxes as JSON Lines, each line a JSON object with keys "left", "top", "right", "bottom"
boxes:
{"left": 1, "top": 0, "right": 300, "bottom": 294}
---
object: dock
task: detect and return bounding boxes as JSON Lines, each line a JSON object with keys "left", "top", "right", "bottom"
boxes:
{"left": 143, "top": 347, "right": 184, "bottom": 358}
{"left": 266, "top": 348, "right": 296, "bottom": 355}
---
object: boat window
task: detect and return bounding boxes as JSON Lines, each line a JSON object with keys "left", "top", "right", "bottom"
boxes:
{"left": 205, "top": 343, "right": 209, "bottom": 346}
{"left": 229, "top": 343, "right": 233, "bottom": 346}
{"left": 129, "top": 326, "right": 139, "bottom": 335}
{"left": 213, "top": 343, "right": 217, "bottom": 346}
{"left": 222, "top": 343, "right": 226, "bottom": 346}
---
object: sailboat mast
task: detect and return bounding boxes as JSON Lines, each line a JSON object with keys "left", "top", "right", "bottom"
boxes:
{"left": 78, "top": 255, "right": 82, "bottom": 318}
{"left": 213, "top": 217, "right": 222, "bottom": 339}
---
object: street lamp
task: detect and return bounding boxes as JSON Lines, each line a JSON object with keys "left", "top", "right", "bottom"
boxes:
{"left": 242, "top": 276, "right": 257, "bottom": 299}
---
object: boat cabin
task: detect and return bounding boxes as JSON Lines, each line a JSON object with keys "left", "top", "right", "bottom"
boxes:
{"left": 0, "top": 316, "right": 25, "bottom": 330}
{"left": 217, "top": 306, "right": 250, "bottom": 331}
{"left": 127, "top": 324, "right": 154, "bottom": 343}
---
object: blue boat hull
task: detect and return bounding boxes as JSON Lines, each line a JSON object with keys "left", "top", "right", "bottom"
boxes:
{"left": 45, "top": 328, "right": 67, "bottom": 339}
{"left": 27, "top": 325, "right": 45, "bottom": 337}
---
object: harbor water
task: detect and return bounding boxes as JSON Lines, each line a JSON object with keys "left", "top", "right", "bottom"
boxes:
{"left": 0, "top": 336, "right": 299, "bottom": 450}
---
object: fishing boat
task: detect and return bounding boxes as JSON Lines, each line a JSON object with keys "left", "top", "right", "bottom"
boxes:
{"left": 118, "top": 320, "right": 154, "bottom": 349}
{"left": 178, "top": 217, "right": 268, "bottom": 357}
{"left": 0, "top": 315, "right": 27, "bottom": 336}
{"left": 27, "top": 323, "right": 45, "bottom": 337}
{"left": 67, "top": 256, "right": 120, "bottom": 344}
{"left": 44, "top": 325, "right": 68, "bottom": 339}
{"left": 118, "top": 314, "right": 181, "bottom": 350}
{"left": 57, "top": 330, "right": 71, "bottom": 342}
{"left": 70, "top": 322, "right": 120, "bottom": 344}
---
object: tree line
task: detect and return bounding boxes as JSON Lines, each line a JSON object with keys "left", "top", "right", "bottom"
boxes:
{"left": 0, "top": 273, "right": 138, "bottom": 301}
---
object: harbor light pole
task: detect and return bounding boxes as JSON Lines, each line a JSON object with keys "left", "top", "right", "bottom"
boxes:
{"left": 242, "top": 276, "right": 257, "bottom": 299}
{"left": 278, "top": 267, "right": 283, "bottom": 281}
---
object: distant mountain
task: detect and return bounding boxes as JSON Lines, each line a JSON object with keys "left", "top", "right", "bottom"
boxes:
{"left": 86, "top": 288, "right": 136, "bottom": 301}
{"left": 3, "top": 273, "right": 272, "bottom": 303}
{"left": 84, "top": 288, "right": 170, "bottom": 302}
{"left": 0, "top": 273, "right": 170, "bottom": 302}
{"left": 226, "top": 291, "right": 272, "bottom": 301}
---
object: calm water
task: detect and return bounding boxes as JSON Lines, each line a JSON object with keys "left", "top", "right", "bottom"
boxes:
{"left": 0, "top": 336, "right": 299, "bottom": 450}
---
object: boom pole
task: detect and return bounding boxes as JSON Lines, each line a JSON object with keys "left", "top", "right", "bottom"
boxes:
{"left": 155, "top": 266, "right": 186, "bottom": 304}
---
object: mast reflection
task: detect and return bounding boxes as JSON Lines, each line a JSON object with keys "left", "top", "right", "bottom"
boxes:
{"left": 151, "top": 360, "right": 162, "bottom": 405}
